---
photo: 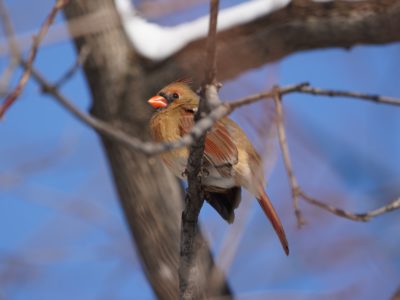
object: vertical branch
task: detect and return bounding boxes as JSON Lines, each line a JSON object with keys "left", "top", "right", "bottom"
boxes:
{"left": 273, "top": 88, "right": 306, "bottom": 227}
{"left": 201, "top": 0, "right": 221, "bottom": 111}
{"left": 204, "top": 0, "right": 219, "bottom": 86}
{"left": 179, "top": 0, "right": 221, "bottom": 299}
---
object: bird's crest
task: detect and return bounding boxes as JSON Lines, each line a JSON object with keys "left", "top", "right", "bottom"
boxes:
{"left": 174, "top": 77, "right": 193, "bottom": 86}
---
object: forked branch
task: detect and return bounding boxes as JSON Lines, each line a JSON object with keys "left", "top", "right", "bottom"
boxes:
{"left": 272, "top": 88, "right": 400, "bottom": 224}
{"left": 0, "top": 0, "right": 69, "bottom": 118}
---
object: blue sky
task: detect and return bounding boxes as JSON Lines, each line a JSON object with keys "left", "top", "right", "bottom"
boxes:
{"left": 1, "top": 0, "right": 399, "bottom": 299}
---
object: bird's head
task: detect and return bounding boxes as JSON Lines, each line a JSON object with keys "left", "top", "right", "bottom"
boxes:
{"left": 147, "top": 80, "right": 199, "bottom": 110}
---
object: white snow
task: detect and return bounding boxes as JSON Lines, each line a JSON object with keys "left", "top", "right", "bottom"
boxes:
{"left": 115, "top": 0, "right": 291, "bottom": 61}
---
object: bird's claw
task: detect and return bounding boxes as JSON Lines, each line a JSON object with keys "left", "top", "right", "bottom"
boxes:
{"left": 199, "top": 167, "right": 210, "bottom": 178}
{"left": 182, "top": 167, "right": 209, "bottom": 178}
{"left": 181, "top": 169, "right": 189, "bottom": 178}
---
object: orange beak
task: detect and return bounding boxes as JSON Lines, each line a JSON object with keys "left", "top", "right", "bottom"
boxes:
{"left": 148, "top": 95, "right": 168, "bottom": 109}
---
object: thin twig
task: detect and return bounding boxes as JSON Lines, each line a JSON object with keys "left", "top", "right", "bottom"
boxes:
{"left": 273, "top": 87, "right": 306, "bottom": 227}
{"left": 0, "top": 59, "right": 17, "bottom": 96}
{"left": 203, "top": 0, "right": 218, "bottom": 85}
{"left": 229, "top": 82, "right": 309, "bottom": 110}
{"left": 299, "top": 191, "right": 400, "bottom": 222}
{"left": 0, "top": 0, "right": 69, "bottom": 118}
{"left": 53, "top": 45, "right": 90, "bottom": 89}
{"left": 0, "top": 0, "right": 19, "bottom": 56}
{"left": 0, "top": 0, "right": 20, "bottom": 96}
{"left": 297, "top": 86, "right": 400, "bottom": 106}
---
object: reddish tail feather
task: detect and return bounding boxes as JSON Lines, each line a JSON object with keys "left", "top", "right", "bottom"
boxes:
{"left": 257, "top": 190, "right": 289, "bottom": 255}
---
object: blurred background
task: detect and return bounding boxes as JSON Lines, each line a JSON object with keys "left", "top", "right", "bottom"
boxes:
{"left": 0, "top": 0, "right": 399, "bottom": 299}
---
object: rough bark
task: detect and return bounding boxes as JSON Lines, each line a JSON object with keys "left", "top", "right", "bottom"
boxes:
{"left": 63, "top": 1, "right": 231, "bottom": 299}
{"left": 148, "top": 0, "right": 400, "bottom": 84}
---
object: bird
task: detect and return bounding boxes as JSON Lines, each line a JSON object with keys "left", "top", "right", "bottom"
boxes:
{"left": 147, "top": 80, "right": 289, "bottom": 255}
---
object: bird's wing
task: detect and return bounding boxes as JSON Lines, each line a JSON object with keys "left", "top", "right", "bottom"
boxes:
{"left": 178, "top": 107, "right": 238, "bottom": 169}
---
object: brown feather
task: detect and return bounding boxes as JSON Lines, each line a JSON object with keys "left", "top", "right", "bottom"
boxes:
{"left": 178, "top": 109, "right": 238, "bottom": 168}
{"left": 257, "top": 190, "right": 289, "bottom": 255}
{"left": 174, "top": 77, "right": 193, "bottom": 85}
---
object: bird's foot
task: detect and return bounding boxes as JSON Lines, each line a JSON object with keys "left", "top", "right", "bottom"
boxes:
{"left": 181, "top": 167, "right": 209, "bottom": 179}
{"left": 199, "top": 167, "right": 210, "bottom": 178}
{"left": 181, "top": 169, "right": 189, "bottom": 178}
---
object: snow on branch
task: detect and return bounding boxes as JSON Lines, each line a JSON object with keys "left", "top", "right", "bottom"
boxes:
{"left": 114, "top": 0, "right": 290, "bottom": 61}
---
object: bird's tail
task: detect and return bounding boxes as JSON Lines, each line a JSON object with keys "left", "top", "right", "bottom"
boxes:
{"left": 257, "top": 190, "right": 289, "bottom": 255}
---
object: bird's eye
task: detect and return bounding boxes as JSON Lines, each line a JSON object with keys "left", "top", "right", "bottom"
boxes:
{"left": 172, "top": 93, "right": 179, "bottom": 99}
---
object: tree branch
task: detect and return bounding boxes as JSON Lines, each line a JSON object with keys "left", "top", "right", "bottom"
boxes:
{"left": 0, "top": 0, "right": 19, "bottom": 96}
{"left": 296, "top": 86, "right": 400, "bottom": 106}
{"left": 300, "top": 192, "right": 400, "bottom": 222}
{"left": 150, "top": 0, "right": 400, "bottom": 84}
{"left": 203, "top": 0, "right": 218, "bottom": 86}
{"left": 273, "top": 87, "right": 306, "bottom": 227}
{"left": 271, "top": 89, "right": 400, "bottom": 225}
{"left": 179, "top": 1, "right": 221, "bottom": 298}
{"left": 0, "top": 0, "right": 69, "bottom": 118}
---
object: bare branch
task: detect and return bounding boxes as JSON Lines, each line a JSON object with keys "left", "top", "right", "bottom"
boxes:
{"left": 230, "top": 83, "right": 400, "bottom": 108}
{"left": 296, "top": 86, "right": 400, "bottom": 106}
{"left": 0, "top": 0, "right": 69, "bottom": 118}
{"left": 229, "top": 82, "right": 309, "bottom": 110}
{"left": 0, "top": 0, "right": 19, "bottom": 56}
{"left": 0, "top": 0, "right": 20, "bottom": 96}
{"left": 157, "top": 0, "right": 400, "bottom": 83}
{"left": 203, "top": 0, "right": 218, "bottom": 86}
{"left": 0, "top": 60, "right": 17, "bottom": 97}
{"left": 19, "top": 59, "right": 230, "bottom": 156}
{"left": 273, "top": 88, "right": 306, "bottom": 227}
{"left": 271, "top": 87, "right": 400, "bottom": 224}
{"left": 53, "top": 45, "right": 90, "bottom": 89}
{"left": 179, "top": 0, "right": 221, "bottom": 298}
{"left": 300, "top": 191, "right": 400, "bottom": 222}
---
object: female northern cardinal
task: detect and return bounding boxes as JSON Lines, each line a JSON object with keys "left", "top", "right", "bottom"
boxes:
{"left": 148, "top": 81, "right": 289, "bottom": 255}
